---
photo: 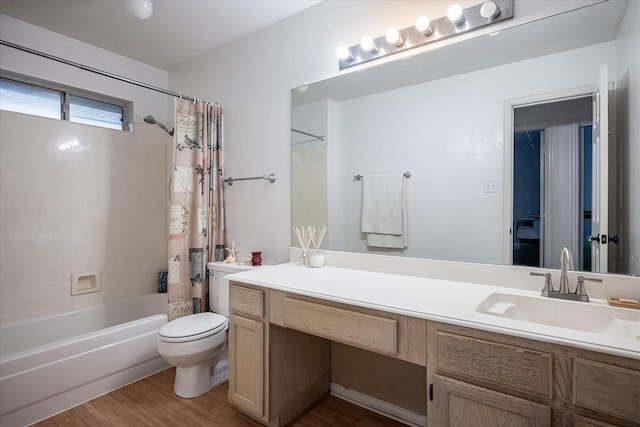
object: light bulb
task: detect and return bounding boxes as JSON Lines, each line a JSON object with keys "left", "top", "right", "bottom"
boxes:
{"left": 126, "top": 0, "right": 153, "bottom": 20}
{"left": 447, "top": 4, "right": 465, "bottom": 26}
{"left": 480, "top": 1, "right": 501, "bottom": 19}
{"left": 337, "top": 45, "right": 354, "bottom": 61}
{"left": 415, "top": 16, "right": 432, "bottom": 35}
{"left": 386, "top": 28, "right": 403, "bottom": 47}
{"left": 360, "top": 36, "right": 377, "bottom": 53}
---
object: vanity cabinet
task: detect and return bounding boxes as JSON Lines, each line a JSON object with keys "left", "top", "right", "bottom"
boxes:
{"left": 228, "top": 283, "right": 333, "bottom": 427}
{"left": 227, "top": 279, "right": 638, "bottom": 427}
{"left": 427, "top": 322, "right": 640, "bottom": 427}
{"left": 227, "top": 283, "right": 268, "bottom": 420}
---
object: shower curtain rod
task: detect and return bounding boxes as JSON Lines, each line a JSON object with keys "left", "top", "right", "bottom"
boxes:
{"left": 0, "top": 40, "right": 214, "bottom": 104}
{"left": 291, "top": 128, "right": 325, "bottom": 142}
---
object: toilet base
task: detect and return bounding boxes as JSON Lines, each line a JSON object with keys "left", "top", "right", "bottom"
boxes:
{"left": 174, "top": 362, "right": 212, "bottom": 398}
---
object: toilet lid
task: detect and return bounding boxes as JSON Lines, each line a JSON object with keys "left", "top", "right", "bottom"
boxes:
{"left": 158, "top": 312, "right": 228, "bottom": 343}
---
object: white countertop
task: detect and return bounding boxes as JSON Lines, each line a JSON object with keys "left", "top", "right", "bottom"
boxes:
{"left": 229, "top": 263, "right": 640, "bottom": 360}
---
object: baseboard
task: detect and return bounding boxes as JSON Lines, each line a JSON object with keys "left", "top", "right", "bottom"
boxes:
{"left": 330, "top": 383, "right": 427, "bottom": 427}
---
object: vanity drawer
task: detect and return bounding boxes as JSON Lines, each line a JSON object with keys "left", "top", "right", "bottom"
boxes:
{"left": 282, "top": 298, "right": 397, "bottom": 356}
{"left": 573, "top": 358, "right": 640, "bottom": 423}
{"left": 229, "top": 283, "right": 264, "bottom": 318}
{"left": 435, "top": 330, "right": 552, "bottom": 399}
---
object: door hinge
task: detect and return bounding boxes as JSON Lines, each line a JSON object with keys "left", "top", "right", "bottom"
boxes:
{"left": 429, "top": 383, "right": 434, "bottom": 401}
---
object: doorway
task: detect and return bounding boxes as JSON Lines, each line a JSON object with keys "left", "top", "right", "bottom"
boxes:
{"left": 511, "top": 96, "right": 592, "bottom": 270}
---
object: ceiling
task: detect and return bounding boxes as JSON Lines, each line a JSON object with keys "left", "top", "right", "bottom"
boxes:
{"left": 0, "top": 0, "right": 321, "bottom": 70}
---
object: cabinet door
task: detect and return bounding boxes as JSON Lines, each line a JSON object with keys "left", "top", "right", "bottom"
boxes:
{"left": 228, "top": 314, "right": 264, "bottom": 417}
{"left": 434, "top": 375, "right": 550, "bottom": 427}
{"left": 573, "top": 415, "right": 619, "bottom": 427}
{"left": 573, "top": 357, "right": 640, "bottom": 424}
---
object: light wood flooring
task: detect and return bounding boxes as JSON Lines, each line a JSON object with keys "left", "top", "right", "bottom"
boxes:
{"left": 34, "top": 368, "right": 408, "bottom": 427}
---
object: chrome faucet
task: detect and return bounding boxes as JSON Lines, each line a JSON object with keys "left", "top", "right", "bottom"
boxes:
{"left": 558, "top": 247, "right": 574, "bottom": 294}
{"left": 529, "top": 246, "right": 602, "bottom": 302}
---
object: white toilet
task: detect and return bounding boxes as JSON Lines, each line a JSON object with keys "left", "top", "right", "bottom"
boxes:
{"left": 157, "top": 262, "right": 253, "bottom": 398}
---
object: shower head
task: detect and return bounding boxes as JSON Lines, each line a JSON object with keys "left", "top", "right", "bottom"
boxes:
{"left": 143, "top": 115, "right": 174, "bottom": 136}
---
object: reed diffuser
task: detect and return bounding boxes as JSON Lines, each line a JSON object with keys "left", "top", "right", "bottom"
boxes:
{"left": 293, "top": 225, "right": 326, "bottom": 266}
{"left": 308, "top": 225, "right": 327, "bottom": 267}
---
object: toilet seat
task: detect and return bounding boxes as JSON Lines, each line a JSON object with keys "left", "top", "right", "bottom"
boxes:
{"left": 158, "top": 312, "right": 228, "bottom": 343}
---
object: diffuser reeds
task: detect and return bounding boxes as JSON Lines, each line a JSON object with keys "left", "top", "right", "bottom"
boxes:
{"left": 293, "top": 225, "right": 326, "bottom": 265}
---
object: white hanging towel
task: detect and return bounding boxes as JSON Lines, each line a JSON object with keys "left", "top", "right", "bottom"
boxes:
{"left": 361, "top": 173, "right": 407, "bottom": 248}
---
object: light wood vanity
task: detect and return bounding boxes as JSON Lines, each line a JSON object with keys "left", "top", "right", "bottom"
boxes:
{"left": 226, "top": 266, "right": 640, "bottom": 427}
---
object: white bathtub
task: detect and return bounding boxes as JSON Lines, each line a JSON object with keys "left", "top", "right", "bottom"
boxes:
{"left": 0, "top": 293, "right": 170, "bottom": 427}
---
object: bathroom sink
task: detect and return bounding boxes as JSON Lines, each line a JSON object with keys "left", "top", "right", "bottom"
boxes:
{"left": 476, "top": 293, "right": 640, "bottom": 340}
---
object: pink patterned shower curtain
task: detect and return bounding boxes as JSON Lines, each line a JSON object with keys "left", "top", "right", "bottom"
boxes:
{"left": 167, "top": 99, "right": 225, "bottom": 321}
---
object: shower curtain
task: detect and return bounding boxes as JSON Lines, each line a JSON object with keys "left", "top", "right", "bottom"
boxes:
{"left": 167, "top": 99, "right": 225, "bottom": 320}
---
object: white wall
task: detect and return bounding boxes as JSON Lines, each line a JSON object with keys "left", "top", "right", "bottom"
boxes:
{"left": 614, "top": 0, "right": 640, "bottom": 275}
{"left": 169, "top": 1, "right": 601, "bottom": 265}
{"left": 0, "top": 15, "right": 172, "bottom": 323}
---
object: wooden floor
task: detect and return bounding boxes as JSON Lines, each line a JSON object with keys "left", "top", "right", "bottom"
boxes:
{"left": 34, "top": 368, "right": 408, "bottom": 427}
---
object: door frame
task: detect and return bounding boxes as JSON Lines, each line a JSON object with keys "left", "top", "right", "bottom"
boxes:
{"left": 503, "top": 85, "right": 597, "bottom": 265}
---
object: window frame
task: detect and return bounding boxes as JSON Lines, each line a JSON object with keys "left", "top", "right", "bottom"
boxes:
{"left": 0, "top": 70, "right": 133, "bottom": 131}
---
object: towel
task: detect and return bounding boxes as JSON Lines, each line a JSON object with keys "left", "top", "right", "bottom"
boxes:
{"left": 361, "top": 174, "right": 407, "bottom": 248}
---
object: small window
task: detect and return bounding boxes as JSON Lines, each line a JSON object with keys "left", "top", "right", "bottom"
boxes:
{"left": 0, "top": 78, "right": 62, "bottom": 120}
{"left": 69, "top": 95, "right": 123, "bottom": 130}
{"left": 0, "top": 73, "right": 132, "bottom": 131}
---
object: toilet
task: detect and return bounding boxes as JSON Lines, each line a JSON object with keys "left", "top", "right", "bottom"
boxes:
{"left": 157, "top": 262, "right": 253, "bottom": 398}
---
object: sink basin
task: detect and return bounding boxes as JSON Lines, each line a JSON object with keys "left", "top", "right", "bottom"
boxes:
{"left": 476, "top": 293, "right": 640, "bottom": 340}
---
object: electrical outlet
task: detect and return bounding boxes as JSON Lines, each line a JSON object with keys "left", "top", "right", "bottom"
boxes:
{"left": 483, "top": 179, "right": 499, "bottom": 193}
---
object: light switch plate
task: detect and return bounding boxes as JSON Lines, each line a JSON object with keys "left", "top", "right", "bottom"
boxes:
{"left": 483, "top": 179, "right": 500, "bottom": 193}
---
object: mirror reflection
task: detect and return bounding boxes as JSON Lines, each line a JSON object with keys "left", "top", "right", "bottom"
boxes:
{"left": 291, "top": 1, "right": 638, "bottom": 276}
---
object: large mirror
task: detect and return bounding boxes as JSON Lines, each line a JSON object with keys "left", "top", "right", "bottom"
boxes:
{"left": 291, "top": 0, "right": 638, "bottom": 276}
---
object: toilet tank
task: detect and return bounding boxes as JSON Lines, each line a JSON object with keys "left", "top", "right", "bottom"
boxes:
{"left": 207, "top": 262, "right": 254, "bottom": 316}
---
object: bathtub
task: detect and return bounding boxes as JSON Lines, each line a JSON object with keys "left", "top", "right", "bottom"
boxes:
{"left": 0, "top": 293, "right": 170, "bottom": 427}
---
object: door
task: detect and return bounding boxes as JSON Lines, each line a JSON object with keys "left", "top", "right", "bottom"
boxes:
{"left": 512, "top": 97, "right": 592, "bottom": 270}
{"left": 590, "top": 64, "right": 609, "bottom": 272}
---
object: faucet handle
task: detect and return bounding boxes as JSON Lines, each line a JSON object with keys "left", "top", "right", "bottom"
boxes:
{"left": 577, "top": 275, "right": 603, "bottom": 283}
{"left": 575, "top": 275, "right": 603, "bottom": 301}
{"left": 531, "top": 272, "right": 554, "bottom": 295}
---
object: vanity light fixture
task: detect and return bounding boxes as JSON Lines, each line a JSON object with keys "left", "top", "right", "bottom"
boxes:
{"left": 386, "top": 28, "right": 404, "bottom": 47}
{"left": 480, "top": 1, "right": 501, "bottom": 19}
{"left": 337, "top": 0, "right": 513, "bottom": 70}
{"left": 415, "top": 16, "right": 433, "bottom": 36}
{"left": 447, "top": 4, "right": 465, "bottom": 26}
{"left": 360, "top": 36, "right": 378, "bottom": 53}
{"left": 336, "top": 45, "right": 354, "bottom": 62}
